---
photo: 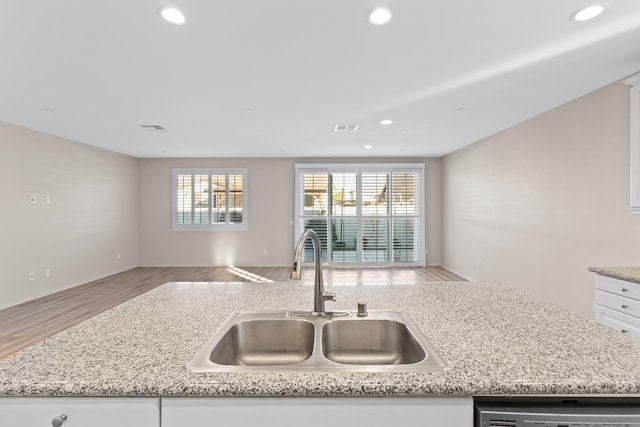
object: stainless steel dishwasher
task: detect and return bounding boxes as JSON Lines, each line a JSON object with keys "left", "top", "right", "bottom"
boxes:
{"left": 475, "top": 396, "right": 640, "bottom": 427}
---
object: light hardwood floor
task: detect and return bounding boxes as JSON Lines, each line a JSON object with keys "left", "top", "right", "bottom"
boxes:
{"left": 0, "top": 266, "right": 464, "bottom": 361}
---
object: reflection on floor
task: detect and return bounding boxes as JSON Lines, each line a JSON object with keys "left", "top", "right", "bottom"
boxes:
{"left": 0, "top": 266, "right": 465, "bottom": 361}
{"left": 226, "top": 266, "right": 275, "bottom": 282}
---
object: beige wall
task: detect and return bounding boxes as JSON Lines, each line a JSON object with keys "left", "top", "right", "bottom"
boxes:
{"left": 442, "top": 80, "right": 640, "bottom": 319}
{"left": 138, "top": 157, "right": 443, "bottom": 267}
{"left": 0, "top": 122, "right": 138, "bottom": 309}
{"left": 138, "top": 158, "right": 294, "bottom": 267}
{"left": 0, "top": 123, "right": 442, "bottom": 308}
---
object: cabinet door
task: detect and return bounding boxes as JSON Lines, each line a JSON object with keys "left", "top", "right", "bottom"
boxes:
{"left": 0, "top": 397, "right": 159, "bottom": 427}
{"left": 162, "top": 397, "right": 473, "bottom": 427}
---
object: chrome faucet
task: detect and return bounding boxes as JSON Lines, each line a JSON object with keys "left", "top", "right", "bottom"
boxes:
{"left": 291, "top": 229, "right": 346, "bottom": 316}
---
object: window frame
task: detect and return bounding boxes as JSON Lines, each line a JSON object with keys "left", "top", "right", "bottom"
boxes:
{"left": 294, "top": 163, "right": 425, "bottom": 267}
{"left": 173, "top": 168, "right": 248, "bottom": 231}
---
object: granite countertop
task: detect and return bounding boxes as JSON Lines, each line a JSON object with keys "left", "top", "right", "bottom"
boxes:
{"left": 1, "top": 280, "right": 640, "bottom": 397}
{"left": 589, "top": 266, "right": 640, "bottom": 285}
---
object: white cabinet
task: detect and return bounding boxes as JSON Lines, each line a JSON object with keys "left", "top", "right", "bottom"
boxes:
{"left": 161, "top": 397, "right": 473, "bottom": 427}
{"left": 595, "top": 275, "right": 640, "bottom": 339}
{"left": 0, "top": 397, "right": 159, "bottom": 427}
{"left": 0, "top": 396, "right": 473, "bottom": 426}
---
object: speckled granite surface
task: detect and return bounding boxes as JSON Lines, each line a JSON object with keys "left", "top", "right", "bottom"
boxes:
{"left": 1, "top": 281, "right": 640, "bottom": 397}
{"left": 589, "top": 267, "right": 640, "bottom": 285}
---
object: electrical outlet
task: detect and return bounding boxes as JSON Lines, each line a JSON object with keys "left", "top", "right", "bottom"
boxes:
{"left": 263, "top": 248, "right": 268, "bottom": 255}
{"left": 29, "top": 272, "right": 35, "bottom": 281}
{"left": 116, "top": 252, "right": 121, "bottom": 259}
{"left": 29, "top": 195, "right": 37, "bottom": 205}
{"left": 45, "top": 268, "right": 51, "bottom": 277}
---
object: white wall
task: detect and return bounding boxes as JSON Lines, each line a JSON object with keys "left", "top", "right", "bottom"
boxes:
{"left": 0, "top": 122, "right": 138, "bottom": 309}
{"left": 138, "top": 157, "right": 443, "bottom": 267}
{"left": 442, "top": 80, "right": 640, "bottom": 319}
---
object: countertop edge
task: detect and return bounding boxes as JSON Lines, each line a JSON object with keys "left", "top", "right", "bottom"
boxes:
{"left": 589, "top": 266, "right": 640, "bottom": 285}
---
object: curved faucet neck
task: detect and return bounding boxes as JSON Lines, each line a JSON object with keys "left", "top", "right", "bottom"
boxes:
{"left": 292, "top": 229, "right": 327, "bottom": 313}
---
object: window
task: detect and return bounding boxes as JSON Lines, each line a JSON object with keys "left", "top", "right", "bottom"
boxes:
{"left": 173, "top": 168, "right": 247, "bottom": 231}
{"left": 295, "top": 164, "right": 424, "bottom": 266}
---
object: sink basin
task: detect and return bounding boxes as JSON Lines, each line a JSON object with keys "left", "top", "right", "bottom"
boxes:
{"left": 187, "top": 310, "right": 446, "bottom": 373}
{"left": 322, "top": 319, "right": 426, "bottom": 365}
{"left": 210, "top": 319, "right": 315, "bottom": 366}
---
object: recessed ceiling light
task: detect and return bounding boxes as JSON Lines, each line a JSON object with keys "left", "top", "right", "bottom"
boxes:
{"left": 160, "top": 7, "right": 186, "bottom": 24}
{"left": 571, "top": 4, "right": 606, "bottom": 22}
{"left": 380, "top": 119, "right": 393, "bottom": 125}
{"left": 364, "top": 145, "right": 373, "bottom": 149}
{"left": 368, "top": 8, "right": 392, "bottom": 25}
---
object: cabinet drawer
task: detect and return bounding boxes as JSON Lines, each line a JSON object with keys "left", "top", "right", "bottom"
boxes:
{"left": 595, "top": 305, "right": 640, "bottom": 339}
{"left": 595, "top": 275, "right": 640, "bottom": 300}
{"left": 595, "top": 290, "right": 640, "bottom": 318}
{"left": 0, "top": 397, "right": 159, "bottom": 427}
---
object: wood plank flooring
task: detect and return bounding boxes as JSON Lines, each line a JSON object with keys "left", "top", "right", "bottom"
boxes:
{"left": 0, "top": 266, "right": 465, "bottom": 361}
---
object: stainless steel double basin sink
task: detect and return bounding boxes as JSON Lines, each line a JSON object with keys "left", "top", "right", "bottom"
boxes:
{"left": 187, "top": 310, "right": 447, "bottom": 372}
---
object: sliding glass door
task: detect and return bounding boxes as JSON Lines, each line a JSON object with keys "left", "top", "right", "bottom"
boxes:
{"left": 296, "top": 164, "right": 423, "bottom": 267}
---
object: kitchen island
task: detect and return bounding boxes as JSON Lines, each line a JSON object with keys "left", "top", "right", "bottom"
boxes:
{"left": 1, "top": 280, "right": 639, "bottom": 397}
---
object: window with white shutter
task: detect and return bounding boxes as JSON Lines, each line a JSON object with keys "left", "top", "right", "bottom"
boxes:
{"left": 295, "top": 164, "right": 424, "bottom": 266}
{"left": 173, "top": 168, "right": 247, "bottom": 231}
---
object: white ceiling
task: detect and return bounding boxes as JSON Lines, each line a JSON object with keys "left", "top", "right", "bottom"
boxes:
{"left": 2, "top": 1, "right": 640, "bottom": 158}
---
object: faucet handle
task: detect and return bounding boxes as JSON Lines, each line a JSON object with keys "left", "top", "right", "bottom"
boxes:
{"left": 322, "top": 292, "right": 336, "bottom": 302}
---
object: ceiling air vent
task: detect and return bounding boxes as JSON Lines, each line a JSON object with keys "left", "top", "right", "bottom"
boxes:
{"left": 139, "top": 124, "right": 168, "bottom": 131}
{"left": 334, "top": 124, "right": 359, "bottom": 132}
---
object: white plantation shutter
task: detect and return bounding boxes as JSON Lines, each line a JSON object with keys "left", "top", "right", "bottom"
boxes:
{"left": 176, "top": 174, "right": 193, "bottom": 225}
{"left": 391, "top": 171, "right": 421, "bottom": 263}
{"left": 330, "top": 172, "right": 358, "bottom": 263}
{"left": 228, "top": 174, "right": 244, "bottom": 224}
{"left": 298, "top": 171, "right": 329, "bottom": 262}
{"left": 193, "top": 175, "right": 209, "bottom": 225}
{"left": 361, "top": 172, "right": 390, "bottom": 263}
{"left": 173, "top": 168, "right": 247, "bottom": 231}
{"left": 295, "top": 164, "right": 424, "bottom": 266}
